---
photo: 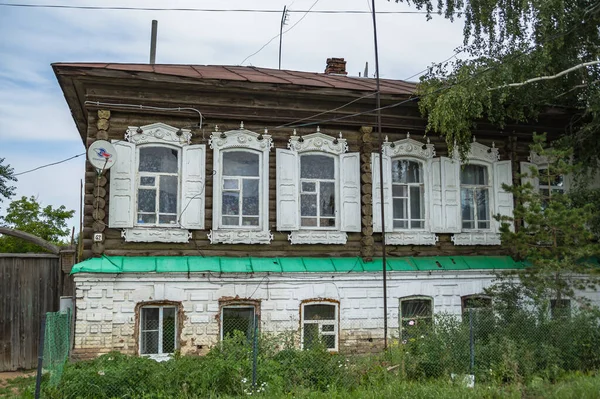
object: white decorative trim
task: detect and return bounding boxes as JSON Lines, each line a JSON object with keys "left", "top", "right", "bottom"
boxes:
{"left": 383, "top": 134, "right": 435, "bottom": 160}
{"left": 126, "top": 123, "right": 191, "bottom": 146}
{"left": 209, "top": 128, "right": 273, "bottom": 152}
{"left": 451, "top": 232, "right": 501, "bottom": 246}
{"left": 122, "top": 228, "right": 192, "bottom": 243}
{"left": 528, "top": 151, "right": 550, "bottom": 165}
{"left": 386, "top": 231, "right": 438, "bottom": 246}
{"left": 466, "top": 140, "right": 499, "bottom": 163}
{"left": 288, "top": 131, "right": 348, "bottom": 155}
{"left": 208, "top": 230, "right": 273, "bottom": 244}
{"left": 288, "top": 231, "right": 348, "bottom": 245}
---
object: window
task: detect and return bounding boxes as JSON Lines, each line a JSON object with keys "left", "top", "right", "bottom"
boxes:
{"left": 300, "top": 154, "right": 336, "bottom": 228}
{"left": 137, "top": 146, "right": 179, "bottom": 226}
{"left": 221, "top": 306, "right": 256, "bottom": 340}
{"left": 392, "top": 159, "right": 425, "bottom": 229}
{"left": 276, "top": 130, "right": 360, "bottom": 244}
{"left": 461, "top": 295, "right": 492, "bottom": 315}
{"left": 449, "top": 140, "right": 513, "bottom": 246}
{"left": 399, "top": 297, "right": 432, "bottom": 340}
{"left": 139, "top": 306, "right": 177, "bottom": 356}
{"left": 538, "top": 168, "right": 565, "bottom": 209}
{"left": 372, "top": 135, "right": 436, "bottom": 245}
{"left": 301, "top": 301, "right": 338, "bottom": 351}
{"left": 209, "top": 125, "right": 273, "bottom": 244}
{"left": 460, "top": 164, "right": 491, "bottom": 230}
{"left": 108, "top": 123, "right": 205, "bottom": 243}
{"left": 550, "top": 299, "right": 571, "bottom": 319}
{"left": 521, "top": 151, "right": 572, "bottom": 211}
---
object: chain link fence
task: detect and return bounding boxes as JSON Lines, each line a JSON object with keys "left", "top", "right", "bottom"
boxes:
{"left": 35, "top": 305, "right": 600, "bottom": 398}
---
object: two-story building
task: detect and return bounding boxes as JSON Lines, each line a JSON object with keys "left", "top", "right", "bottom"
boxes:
{"left": 53, "top": 59, "right": 596, "bottom": 360}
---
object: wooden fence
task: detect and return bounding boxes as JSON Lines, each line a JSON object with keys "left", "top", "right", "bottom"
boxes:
{"left": 0, "top": 254, "right": 61, "bottom": 371}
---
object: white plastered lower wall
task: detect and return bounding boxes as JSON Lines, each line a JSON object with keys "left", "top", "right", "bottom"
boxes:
{"left": 72, "top": 271, "right": 600, "bottom": 357}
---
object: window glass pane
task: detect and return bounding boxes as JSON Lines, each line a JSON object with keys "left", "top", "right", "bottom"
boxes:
{"left": 162, "top": 308, "right": 176, "bottom": 353}
{"left": 322, "top": 324, "right": 335, "bottom": 332}
{"left": 392, "top": 184, "right": 408, "bottom": 197}
{"left": 320, "top": 182, "right": 335, "bottom": 217}
{"left": 223, "top": 151, "right": 259, "bottom": 177}
{"left": 302, "top": 182, "right": 316, "bottom": 192}
{"left": 301, "top": 155, "right": 335, "bottom": 179}
{"left": 304, "top": 304, "right": 336, "bottom": 320}
{"left": 138, "top": 214, "right": 156, "bottom": 224}
{"left": 301, "top": 218, "right": 317, "bottom": 227}
{"left": 224, "top": 179, "right": 238, "bottom": 190}
{"left": 410, "top": 186, "right": 423, "bottom": 220}
{"left": 476, "top": 188, "right": 489, "bottom": 222}
{"left": 138, "top": 189, "right": 156, "bottom": 212}
{"left": 392, "top": 160, "right": 421, "bottom": 183}
{"left": 222, "top": 216, "right": 239, "bottom": 226}
{"left": 159, "top": 215, "right": 177, "bottom": 224}
{"left": 222, "top": 192, "right": 239, "bottom": 215}
{"left": 139, "top": 147, "right": 178, "bottom": 173}
{"left": 301, "top": 194, "right": 317, "bottom": 217}
{"left": 141, "top": 331, "right": 159, "bottom": 354}
{"left": 463, "top": 296, "right": 491, "bottom": 309}
{"left": 222, "top": 307, "right": 254, "bottom": 340}
{"left": 539, "top": 169, "right": 564, "bottom": 187}
{"left": 303, "top": 323, "right": 319, "bottom": 349}
{"left": 320, "top": 218, "right": 336, "bottom": 227}
{"left": 461, "top": 164, "right": 487, "bottom": 185}
{"left": 393, "top": 198, "right": 407, "bottom": 219}
{"left": 140, "top": 176, "right": 155, "bottom": 186}
{"left": 461, "top": 188, "right": 474, "bottom": 223}
{"left": 401, "top": 299, "right": 432, "bottom": 318}
{"left": 159, "top": 175, "right": 178, "bottom": 213}
{"left": 394, "top": 220, "right": 408, "bottom": 229}
{"left": 242, "top": 179, "right": 259, "bottom": 216}
{"left": 142, "top": 308, "right": 160, "bottom": 331}
{"left": 242, "top": 217, "right": 259, "bottom": 226}
{"left": 322, "top": 334, "right": 336, "bottom": 349}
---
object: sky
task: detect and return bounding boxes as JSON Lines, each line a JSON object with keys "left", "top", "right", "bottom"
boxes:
{"left": 0, "top": 0, "right": 465, "bottom": 235}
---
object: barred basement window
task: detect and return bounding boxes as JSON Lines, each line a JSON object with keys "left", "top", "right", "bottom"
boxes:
{"left": 301, "top": 302, "right": 338, "bottom": 352}
{"left": 399, "top": 296, "right": 432, "bottom": 340}
{"left": 139, "top": 306, "right": 177, "bottom": 356}
{"left": 461, "top": 295, "right": 492, "bottom": 314}
{"left": 221, "top": 306, "right": 256, "bottom": 341}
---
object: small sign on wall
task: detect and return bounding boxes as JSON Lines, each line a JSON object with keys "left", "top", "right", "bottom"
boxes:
{"left": 93, "top": 233, "right": 103, "bottom": 242}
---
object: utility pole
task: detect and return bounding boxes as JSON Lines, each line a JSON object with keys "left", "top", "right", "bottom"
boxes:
{"left": 370, "top": 0, "right": 388, "bottom": 350}
{"left": 150, "top": 20, "right": 158, "bottom": 64}
{"left": 278, "top": 6, "right": 288, "bottom": 70}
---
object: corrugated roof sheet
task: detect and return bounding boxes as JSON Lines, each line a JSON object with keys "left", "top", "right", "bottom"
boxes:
{"left": 71, "top": 256, "right": 524, "bottom": 274}
{"left": 52, "top": 63, "right": 416, "bottom": 95}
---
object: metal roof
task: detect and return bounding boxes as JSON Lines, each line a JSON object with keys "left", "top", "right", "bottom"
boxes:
{"left": 71, "top": 256, "right": 523, "bottom": 274}
{"left": 52, "top": 63, "right": 417, "bottom": 95}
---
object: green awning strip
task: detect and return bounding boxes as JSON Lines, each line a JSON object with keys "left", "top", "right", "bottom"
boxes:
{"left": 71, "top": 255, "right": 525, "bottom": 274}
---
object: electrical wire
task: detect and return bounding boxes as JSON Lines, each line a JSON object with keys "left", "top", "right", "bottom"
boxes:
{"left": 0, "top": 3, "right": 432, "bottom": 14}
{"left": 14, "top": 152, "right": 86, "bottom": 176}
{"left": 239, "top": 0, "right": 321, "bottom": 65}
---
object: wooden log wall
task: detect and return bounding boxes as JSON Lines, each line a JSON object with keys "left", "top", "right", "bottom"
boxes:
{"left": 81, "top": 107, "right": 537, "bottom": 261}
{"left": 0, "top": 254, "right": 60, "bottom": 371}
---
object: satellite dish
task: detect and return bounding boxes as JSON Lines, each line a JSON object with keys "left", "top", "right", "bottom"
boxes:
{"left": 87, "top": 140, "right": 117, "bottom": 172}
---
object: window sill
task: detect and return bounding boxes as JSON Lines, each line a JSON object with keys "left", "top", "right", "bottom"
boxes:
{"left": 142, "top": 353, "right": 173, "bottom": 362}
{"left": 208, "top": 229, "right": 273, "bottom": 244}
{"left": 288, "top": 230, "right": 348, "bottom": 245}
{"left": 122, "top": 228, "right": 192, "bottom": 243}
{"left": 452, "top": 232, "right": 500, "bottom": 246}
{"left": 386, "top": 231, "right": 438, "bottom": 246}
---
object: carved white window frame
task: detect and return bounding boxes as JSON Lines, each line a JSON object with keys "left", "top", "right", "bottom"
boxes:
{"left": 118, "top": 123, "right": 196, "bottom": 243}
{"left": 208, "top": 124, "right": 273, "bottom": 245}
{"left": 452, "top": 139, "right": 502, "bottom": 246}
{"left": 527, "top": 151, "right": 571, "bottom": 194}
{"left": 287, "top": 129, "right": 349, "bottom": 245}
{"left": 380, "top": 134, "right": 438, "bottom": 246}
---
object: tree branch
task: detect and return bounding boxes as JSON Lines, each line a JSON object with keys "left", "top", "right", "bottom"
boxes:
{"left": 0, "top": 227, "right": 61, "bottom": 254}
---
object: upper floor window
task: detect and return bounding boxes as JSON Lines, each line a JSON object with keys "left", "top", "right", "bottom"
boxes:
{"left": 372, "top": 134, "right": 436, "bottom": 245}
{"left": 521, "top": 151, "right": 571, "bottom": 209}
{"left": 108, "top": 123, "right": 205, "bottom": 243}
{"left": 209, "top": 124, "right": 273, "bottom": 244}
{"left": 460, "top": 164, "right": 491, "bottom": 230}
{"left": 276, "top": 129, "right": 360, "bottom": 244}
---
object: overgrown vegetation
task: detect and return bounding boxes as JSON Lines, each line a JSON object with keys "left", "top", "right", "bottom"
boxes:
{"left": 9, "top": 305, "right": 600, "bottom": 398}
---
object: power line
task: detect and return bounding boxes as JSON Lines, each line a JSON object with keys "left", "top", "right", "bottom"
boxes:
{"left": 240, "top": 0, "right": 321, "bottom": 65}
{"left": 14, "top": 153, "right": 86, "bottom": 176}
{"left": 0, "top": 2, "right": 432, "bottom": 14}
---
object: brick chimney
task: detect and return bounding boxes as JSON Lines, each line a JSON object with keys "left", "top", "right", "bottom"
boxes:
{"left": 325, "top": 58, "right": 347, "bottom": 75}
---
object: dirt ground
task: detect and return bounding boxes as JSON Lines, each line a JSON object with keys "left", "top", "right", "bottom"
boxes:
{"left": 0, "top": 371, "right": 35, "bottom": 383}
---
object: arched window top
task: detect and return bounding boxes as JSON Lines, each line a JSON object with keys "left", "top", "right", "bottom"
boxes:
{"left": 382, "top": 133, "right": 435, "bottom": 160}
{"left": 288, "top": 128, "right": 348, "bottom": 155}
{"left": 209, "top": 123, "right": 273, "bottom": 152}
{"left": 461, "top": 295, "right": 492, "bottom": 311}
{"left": 126, "top": 123, "right": 192, "bottom": 147}
{"left": 300, "top": 300, "right": 339, "bottom": 351}
{"left": 461, "top": 138, "right": 500, "bottom": 164}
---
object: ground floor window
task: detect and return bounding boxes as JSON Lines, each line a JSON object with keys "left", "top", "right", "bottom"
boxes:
{"left": 301, "top": 301, "right": 338, "bottom": 351}
{"left": 221, "top": 306, "right": 256, "bottom": 340}
{"left": 140, "top": 306, "right": 177, "bottom": 355}
{"left": 550, "top": 299, "right": 571, "bottom": 319}
{"left": 461, "top": 295, "right": 492, "bottom": 315}
{"left": 400, "top": 296, "right": 432, "bottom": 340}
